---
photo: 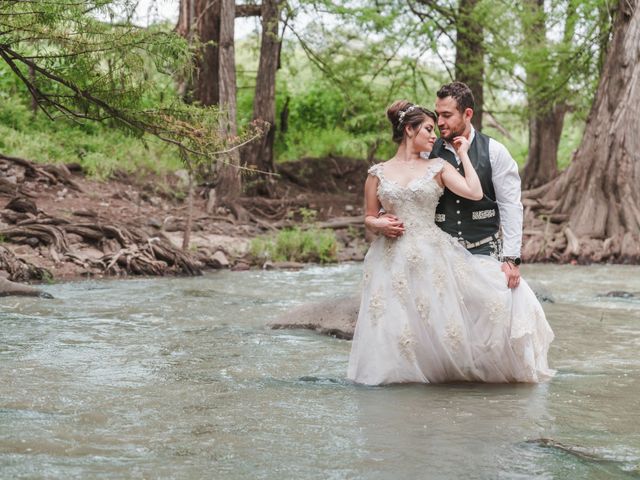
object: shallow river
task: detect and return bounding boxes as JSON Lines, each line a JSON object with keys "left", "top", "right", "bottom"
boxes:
{"left": 1, "top": 264, "right": 639, "bottom": 479}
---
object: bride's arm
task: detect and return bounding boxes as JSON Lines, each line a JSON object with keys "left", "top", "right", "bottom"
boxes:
{"left": 364, "top": 175, "right": 405, "bottom": 237}
{"left": 439, "top": 137, "right": 483, "bottom": 201}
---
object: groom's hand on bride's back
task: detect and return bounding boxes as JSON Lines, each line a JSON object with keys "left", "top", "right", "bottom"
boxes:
{"left": 375, "top": 213, "right": 405, "bottom": 238}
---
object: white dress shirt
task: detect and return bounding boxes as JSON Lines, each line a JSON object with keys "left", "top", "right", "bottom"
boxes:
{"left": 442, "top": 127, "right": 523, "bottom": 257}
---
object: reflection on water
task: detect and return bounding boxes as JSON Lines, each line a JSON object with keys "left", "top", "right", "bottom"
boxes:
{"left": 1, "top": 264, "right": 639, "bottom": 479}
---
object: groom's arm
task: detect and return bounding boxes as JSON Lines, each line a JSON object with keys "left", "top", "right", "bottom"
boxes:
{"left": 489, "top": 139, "right": 523, "bottom": 258}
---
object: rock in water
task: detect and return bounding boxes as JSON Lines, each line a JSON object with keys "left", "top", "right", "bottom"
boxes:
{"left": 601, "top": 291, "right": 635, "bottom": 299}
{"left": 210, "top": 250, "right": 229, "bottom": 269}
{"left": 269, "top": 296, "right": 359, "bottom": 340}
{"left": 0, "top": 278, "right": 53, "bottom": 298}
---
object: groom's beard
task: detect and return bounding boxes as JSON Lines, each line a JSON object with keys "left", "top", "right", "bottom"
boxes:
{"left": 440, "top": 125, "right": 466, "bottom": 142}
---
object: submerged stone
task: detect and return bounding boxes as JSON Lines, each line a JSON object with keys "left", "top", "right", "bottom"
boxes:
{"left": 269, "top": 296, "right": 359, "bottom": 340}
{"left": 0, "top": 278, "right": 53, "bottom": 298}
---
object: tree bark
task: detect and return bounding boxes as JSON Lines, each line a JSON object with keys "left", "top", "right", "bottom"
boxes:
{"left": 455, "top": 0, "right": 484, "bottom": 131}
{"left": 244, "top": 0, "right": 282, "bottom": 189}
{"left": 177, "top": 0, "right": 220, "bottom": 106}
{"left": 215, "top": 0, "right": 247, "bottom": 220}
{"left": 178, "top": 0, "right": 247, "bottom": 219}
{"left": 218, "top": 0, "right": 237, "bottom": 132}
{"left": 182, "top": 167, "right": 194, "bottom": 250}
{"left": 178, "top": 1, "right": 262, "bottom": 104}
{"left": 520, "top": 0, "right": 575, "bottom": 190}
{"left": 176, "top": 0, "right": 195, "bottom": 37}
{"left": 522, "top": 104, "right": 565, "bottom": 189}
{"left": 195, "top": 0, "right": 221, "bottom": 106}
{"left": 523, "top": 0, "right": 640, "bottom": 263}
{"left": 176, "top": 0, "right": 195, "bottom": 100}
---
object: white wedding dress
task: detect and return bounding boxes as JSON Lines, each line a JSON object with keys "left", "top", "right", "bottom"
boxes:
{"left": 347, "top": 160, "right": 554, "bottom": 385}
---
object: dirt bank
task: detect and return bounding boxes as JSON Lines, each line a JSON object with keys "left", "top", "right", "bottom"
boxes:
{"left": 0, "top": 154, "right": 370, "bottom": 283}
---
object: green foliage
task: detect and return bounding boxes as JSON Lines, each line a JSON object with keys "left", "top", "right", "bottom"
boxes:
{"left": 0, "top": 1, "right": 190, "bottom": 122}
{"left": 268, "top": 0, "right": 607, "bottom": 173}
{"left": 297, "top": 207, "right": 318, "bottom": 224}
{"left": 289, "top": 83, "right": 346, "bottom": 130}
{"left": 0, "top": 96, "right": 182, "bottom": 178}
{"left": 0, "top": 0, "right": 253, "bottom": 177}
{"left": 0, "top": 0, "right": 613, "bottom": 185}
{"left": 250, "top": 227, "right": 338, "bottom": 264}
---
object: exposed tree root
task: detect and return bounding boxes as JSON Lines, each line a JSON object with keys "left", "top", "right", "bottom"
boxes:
{"left": 0, "top": 214, "right": 202, "bottom": 277}
{"left": 0, "top": 245, "right": 51, "bottom": 282}
{"left": 0, "top": 153, "right": 84, "bottom": 192}
{"left": 522, "top": 188, "right": 640, "bottom": 264}
{"left": 0, "top": 152, "right": 205, "bottom": 278}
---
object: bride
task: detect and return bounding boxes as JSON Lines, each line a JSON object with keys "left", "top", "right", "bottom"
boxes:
{"left": 347, "top": 101, "right": 554, "bottom": 385}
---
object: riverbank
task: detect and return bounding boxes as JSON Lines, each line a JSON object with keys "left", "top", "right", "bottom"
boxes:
{"left": 0, "top": 154, "right": 370, "bottom": 283}
{"left": 1, "top": 152, "right": 636, "bottom": 288}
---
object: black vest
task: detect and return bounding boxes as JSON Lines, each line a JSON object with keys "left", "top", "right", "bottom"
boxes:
{"left": 430, "top": 132, "right": 500, "bottom": 242}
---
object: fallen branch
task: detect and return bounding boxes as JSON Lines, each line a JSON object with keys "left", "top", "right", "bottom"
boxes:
{"left": 314, "top": 216, "right": 364, "bottom": 230}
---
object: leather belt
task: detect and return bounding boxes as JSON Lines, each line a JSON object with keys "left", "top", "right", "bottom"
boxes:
{"left": 457, "top": 234, "right": 499, "bottom": 250}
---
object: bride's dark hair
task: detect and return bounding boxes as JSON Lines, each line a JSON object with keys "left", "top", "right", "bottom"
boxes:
{"left": 387, "top": 100, "right": 437, "bottom": 144}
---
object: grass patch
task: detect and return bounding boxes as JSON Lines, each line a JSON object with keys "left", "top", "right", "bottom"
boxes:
{"left": 250, "top": 227, "right": 338, "bottom": 264}
{"left": 0, "top": 99, "right": 183, "bottom": 179}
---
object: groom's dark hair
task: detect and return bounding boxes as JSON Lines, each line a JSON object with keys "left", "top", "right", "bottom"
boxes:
{"left": 437, "top": 82, "right": 475, "bottom": 113}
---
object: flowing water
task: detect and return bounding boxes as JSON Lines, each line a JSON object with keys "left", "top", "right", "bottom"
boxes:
{"left": 1, "top": 264, "right": 639, "bottom": 479}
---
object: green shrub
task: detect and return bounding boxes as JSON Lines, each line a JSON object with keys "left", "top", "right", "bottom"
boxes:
{"left": 250, "top": 227, "right": 338, "bottom": 264}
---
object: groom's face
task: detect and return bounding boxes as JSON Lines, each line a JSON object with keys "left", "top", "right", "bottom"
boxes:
{"left": 435, "top": 96, "right": 468, "bottom": 142}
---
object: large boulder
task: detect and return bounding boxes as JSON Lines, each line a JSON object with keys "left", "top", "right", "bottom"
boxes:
{"left": 269, "top": 296, "right": 359, "bottom": 340}
{"left": 0, "top": 277, "right": 53, "bottom": 298}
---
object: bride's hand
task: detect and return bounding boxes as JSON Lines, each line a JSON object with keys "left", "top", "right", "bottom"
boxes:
{"left": 452, "top": 136, "right": 470, "bottom": 155}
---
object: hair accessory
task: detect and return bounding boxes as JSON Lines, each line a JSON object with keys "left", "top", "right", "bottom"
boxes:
{"left": 398, "top": 105, "right": 421, "bottom": 126}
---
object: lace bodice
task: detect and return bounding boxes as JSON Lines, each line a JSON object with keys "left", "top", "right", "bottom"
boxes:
{"left": 368, "top": 159, "right": 445, "bottom": 234}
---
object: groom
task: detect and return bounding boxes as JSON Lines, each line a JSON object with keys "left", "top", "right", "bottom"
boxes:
{"left": 431, "top": 81, "right": 522, "bottom": 289}
{"left": 381, "top": 81, "right": 523, "bottom": 289}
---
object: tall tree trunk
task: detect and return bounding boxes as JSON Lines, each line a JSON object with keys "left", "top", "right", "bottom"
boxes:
{"left": 175, "top": 0, "right": 193, "bottom": 100}
{"left": 522, "top": 105, "right": 565, "bottom": 189}
{"left": 521, "top": 0, "right": 575, "bottom": 189}
{"left": 194, "top": 0, "right": 221, "bottom": 106}
{"left": 455, "top": 0, "right": 484, "bottom": 131}
{"left": 215, "top": 0, "right": 248, "bottom": 220}
{"left": 182, "top": 156, "right": 194, "bottom": 250}
{"left": 597, "top": 1, "right": 615, "bottom": 74}
{"left": 176, "top": 0, "right": 195, "bottom": 37}
{"left": 523, "top": 0, "right": 640, "bottom": 263}
{"left": 177, "top": 0, "right": 220, "bottom": 105}
{"left": 218, "top": 0, "right": 236, "bottom": 133}
{"left": 244, "top": 0, "right": 281, "bottom": 194}
{"left": 521, "top": 0, "right": 559, "bottom": 189}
